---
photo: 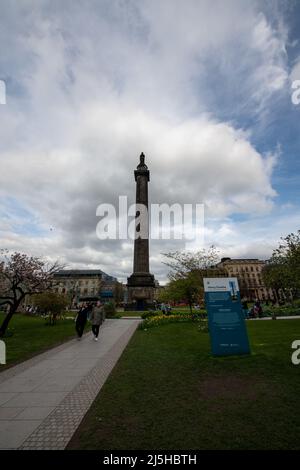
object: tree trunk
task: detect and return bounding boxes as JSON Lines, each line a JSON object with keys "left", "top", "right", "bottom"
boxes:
{"left": 0, "top": 304, "right": 17, "bottom": 338}
{"left": 276, "top": 287, "right": 281, "bottom": 307}
{"left": 290, "top": 289, "right": 295, "bottom": 307}
{"left": 275, "top": 288, "right": 280, "bottom": 305}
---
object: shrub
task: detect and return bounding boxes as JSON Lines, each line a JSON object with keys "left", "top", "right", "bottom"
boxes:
{"left": 103, "top": 301, "right": 121, "bottom": 318}
{"left": 263, "top": 306, "right": 300, "bottom": 317}
{"left": 31, "top": 292, "right": 69, "bottom": 325}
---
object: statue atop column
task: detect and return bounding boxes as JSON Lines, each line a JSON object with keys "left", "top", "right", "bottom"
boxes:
{"left": 137, "top": 152, "right": 146, "bottom": 168}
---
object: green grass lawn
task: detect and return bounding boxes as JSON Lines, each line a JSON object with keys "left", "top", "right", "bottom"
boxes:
{"left": 0, "top": 312, "right": 77, "bottom": 370}
{"left": 67, "top": 319, "right": 300, "bottom": 450}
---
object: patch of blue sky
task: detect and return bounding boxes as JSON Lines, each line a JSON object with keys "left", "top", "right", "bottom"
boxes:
{"left": 0, "top": 197, "right": 48, "bottom": 237}
{"left": 191, "top": 51, "right": 299, "bottom": 212}
{"left": 286, "top": 2, "right": 300, "bottom": 62}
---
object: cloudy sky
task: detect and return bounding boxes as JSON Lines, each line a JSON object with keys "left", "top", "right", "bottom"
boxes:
{"left": 0, "top": 0, "right": 300, "bottom": 283}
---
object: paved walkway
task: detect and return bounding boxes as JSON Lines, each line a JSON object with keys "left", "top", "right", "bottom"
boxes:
{"left": 121, "top": 316, "right": 141, "bottom": 319}
{"left": 0, "top": 318, "right": 141, "bottom": 450}
{"left": 248, "top": 315, "right": 300, "bottom": 320}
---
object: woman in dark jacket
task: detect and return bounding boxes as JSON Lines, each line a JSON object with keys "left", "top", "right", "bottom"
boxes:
{"left": 75, "top": 304, "right": 92, "bottom": 339}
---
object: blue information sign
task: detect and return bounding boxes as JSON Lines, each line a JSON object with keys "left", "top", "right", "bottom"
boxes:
{"left": 203, "top": 278, "right": 251, "bottom": 356}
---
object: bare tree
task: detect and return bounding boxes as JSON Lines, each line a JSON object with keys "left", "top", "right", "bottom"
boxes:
{"left": 162, "top": 246, "right": 220, "bottom": 279}
{"left": 162, "top": 246, "right": 223, "bottom": 314}
{"left": 0, "top": 250, "right": 64, "bottom": 337}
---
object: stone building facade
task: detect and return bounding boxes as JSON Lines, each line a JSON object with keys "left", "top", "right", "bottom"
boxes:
{"left": 52, "top": 269, "right": 117, "bottom": 306}
{"left": 216, "top": 258, "right": 274, "bottom": 301}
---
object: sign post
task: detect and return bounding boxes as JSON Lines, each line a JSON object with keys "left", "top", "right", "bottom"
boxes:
{"left": 203, "top": 277, "right": 250, "bottom": 356}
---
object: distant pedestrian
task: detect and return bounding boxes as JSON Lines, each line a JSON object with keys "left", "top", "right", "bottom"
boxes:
{"left": 242, "top": 299, "right": 249, "bottom": 319}
{"left": 254, "top": 300, "right": 263, "bottom": 318}
{"left": 166, "top": 304, "right": 172, "bottom": 315}
{"left": 160, "top": 303, "right": 166, "bottom": 315}
{"left": 75, "top": 304, "right": 92, "bottom": 340}
{"left": 90, "top": 301, "right": 105, "bottom": 341}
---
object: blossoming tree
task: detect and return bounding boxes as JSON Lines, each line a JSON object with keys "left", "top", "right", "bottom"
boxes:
{"left": 0, "top": 250, "right": 63, "bottom": 337}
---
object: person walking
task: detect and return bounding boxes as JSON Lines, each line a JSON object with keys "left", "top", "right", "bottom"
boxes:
{"left": 75, "top": 303, "right": 92, "bottom": 340}
{"left": 90, "top": 301, "right": 105, "bottom": 341}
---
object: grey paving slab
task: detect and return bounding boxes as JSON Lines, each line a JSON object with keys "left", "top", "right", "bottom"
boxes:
{"left": 0, "top": 393, "right": 19, "bottom": 406}
{"left": 15, "top": 407, "right": 54, "bottom": 421}
{"left": 14, "top": 368, "right": 52, "bottom": 380}
{"left": 0, "top": 420, "right": 43, "bottom": 449}
{"left": 0, "top": 337, "right": 81, "bottom": 385}
{"left": 2, "top": 391, "right": 68, "bottom": 408}
{"left": 0, "top": 318, "right": 141, "bottom": 450}
{"left": 46, "top": 368, "right": 90, "bottom": 378}
{"left": 0, "top": 377, "right": 46, "bottom": 393}
{"left": 0, "top": 407, "right": 24, "bottom": 419}
{"left": 32, "top": 376, "right": 81, "bottom": 392}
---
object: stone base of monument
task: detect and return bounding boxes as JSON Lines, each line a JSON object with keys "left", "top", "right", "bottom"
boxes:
{"left": 124, "top": 301, "right": 156, "bottom": 312}
{"left": 126, "top": 272, "right": 156, "bottom": 311}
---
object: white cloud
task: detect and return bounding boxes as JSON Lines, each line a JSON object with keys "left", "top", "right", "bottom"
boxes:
{"left": 0, "top": 0, "right": 294, "bottom": 282}
{"left": 290, "top": 58, "right": 300, "bottom": 82}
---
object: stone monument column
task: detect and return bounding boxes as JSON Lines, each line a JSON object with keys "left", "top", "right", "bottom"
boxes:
{"left": 126, "top": 153, "right": 155, "bottom": 310}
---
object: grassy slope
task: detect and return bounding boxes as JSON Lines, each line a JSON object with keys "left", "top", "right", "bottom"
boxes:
{"left": 68, "top": 319, "right": 300, "bottom": 450}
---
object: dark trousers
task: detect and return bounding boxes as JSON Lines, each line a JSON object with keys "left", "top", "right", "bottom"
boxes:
{"left": 76, "top": 321, "right": 86, "bottom": 338}
{"left": 92, "top": 324, "right": 100, "bottom": 338}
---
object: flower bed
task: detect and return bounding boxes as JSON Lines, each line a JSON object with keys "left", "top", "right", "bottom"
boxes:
{"left": 139, "top": 313, "right": 205, "bottom": 329}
